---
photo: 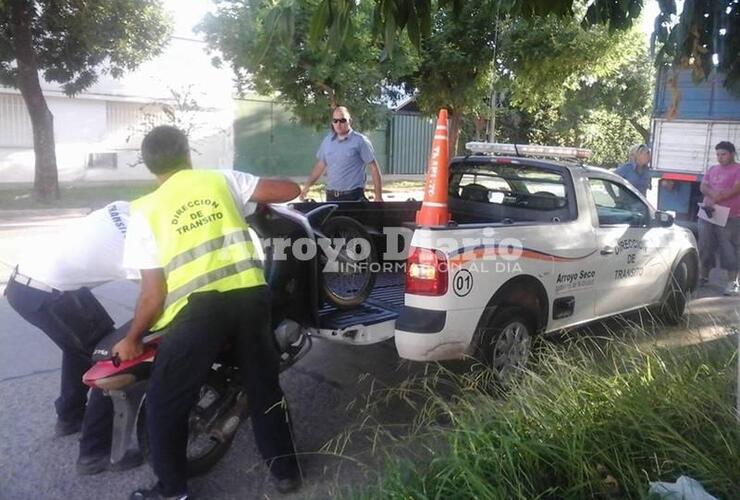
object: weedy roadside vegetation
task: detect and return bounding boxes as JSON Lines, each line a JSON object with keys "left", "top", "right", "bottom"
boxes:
{"left": 348, "top": 323, "right": 739, "bottom": 499}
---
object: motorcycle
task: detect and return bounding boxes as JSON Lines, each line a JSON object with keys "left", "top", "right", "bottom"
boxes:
{"left": 82, "top": 203, "right": 377, "bottom": 475}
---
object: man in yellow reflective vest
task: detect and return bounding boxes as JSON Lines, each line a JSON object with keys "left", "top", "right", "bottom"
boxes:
{"left": 113, "top": 125, "right": 301, "bottom": 500}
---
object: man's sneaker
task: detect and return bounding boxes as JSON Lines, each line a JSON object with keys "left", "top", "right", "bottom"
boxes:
{"left": 109, "top": 450, "right": 144, "bottom": 472}
{"left": 77, "top": 450, "right": 143, "bottom": 475}
{"left": 130, "top": 485, "right": 188, "bottom": 500}
{"left": 76, "top": 453, "right": 109, "bottom": 475}
{"left": 54, "top": 417, "right": 82, "bottom": 437}
{"left": 723, "top": 281, "right": 739, "bottom": 296}
{"left": 272, "top": 475, "right": 302, "bottom": 494}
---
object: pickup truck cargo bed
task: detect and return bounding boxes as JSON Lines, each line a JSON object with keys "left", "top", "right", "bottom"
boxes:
{"left": 289, "top": 201, "right": 416, "bottom": 345}
{"left": 318, "top": 272, "right": 405, "bottom": 330}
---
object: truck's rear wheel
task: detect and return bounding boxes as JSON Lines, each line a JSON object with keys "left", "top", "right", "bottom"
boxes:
{"left": 473, "top": 306, "right": 534, "bottom": 384}
{"left": 656, "top": 259, "right": 689, "bottom": 325}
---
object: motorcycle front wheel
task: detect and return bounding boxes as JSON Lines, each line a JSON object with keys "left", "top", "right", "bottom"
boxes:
{"left": 319, "top": 215, "right": 377, "bottom": 308}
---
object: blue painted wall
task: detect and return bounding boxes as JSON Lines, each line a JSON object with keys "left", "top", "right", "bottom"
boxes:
{"left": 653, "top": 69, "right": 740, "bottom": 120}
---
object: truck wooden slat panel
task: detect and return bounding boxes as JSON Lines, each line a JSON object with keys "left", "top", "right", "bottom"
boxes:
{"left": 652, "top": 120, "right": 740, "bottom": 173}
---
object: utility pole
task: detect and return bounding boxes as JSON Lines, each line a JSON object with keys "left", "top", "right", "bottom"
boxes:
{"left": 488, "top": 89, "right": 496, "bottom": 143}
{"left": 488, "top": 11, "right": 500, "bottom": 144}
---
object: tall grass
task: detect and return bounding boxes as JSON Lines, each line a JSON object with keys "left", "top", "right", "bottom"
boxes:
{"left": 352, "top": 334, "right": 740, "bottom": 499}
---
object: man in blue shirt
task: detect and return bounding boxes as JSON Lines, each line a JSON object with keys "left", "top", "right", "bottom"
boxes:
{"left": 300, "top": 106, "right": 383, "bottom": 201}
{"left": 615, "top": 144, "right": 652, "bottom": 195}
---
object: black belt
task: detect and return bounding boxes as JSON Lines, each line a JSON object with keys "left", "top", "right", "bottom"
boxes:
{"left": 9, "top": 266, "right": 59, "bottom": 293}
{"left": 327, "top": 187, "right": 363, "bottom": 197}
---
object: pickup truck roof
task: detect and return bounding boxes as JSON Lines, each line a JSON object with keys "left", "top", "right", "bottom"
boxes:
{"left": 454, "top": 153, "right": 583, "bottom": 172}
{"left": 454, "top": 154, "right": 633, "bottom": 190}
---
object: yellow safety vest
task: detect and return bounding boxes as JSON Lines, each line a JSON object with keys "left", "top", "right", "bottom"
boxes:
{"left": 132, "top": 169, "right": 265, "bottom": 330}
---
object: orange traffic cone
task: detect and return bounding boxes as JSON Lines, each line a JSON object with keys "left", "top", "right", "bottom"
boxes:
{"left": 416, "top": 109, "right": 450, "bottom": 226}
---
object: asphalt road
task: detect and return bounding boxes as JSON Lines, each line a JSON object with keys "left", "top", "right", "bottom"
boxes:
{"left": 0, "top": 212, "right": 435, "bottom": 500}
{"left": 0, "top": 212, "right": 738, "bottom": 500}
{"left": 0, "top": 277, "right": 429, "bottom": 500}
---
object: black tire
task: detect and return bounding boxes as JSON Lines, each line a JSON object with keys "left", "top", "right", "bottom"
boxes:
{"left": 137, "top": 386, "right": 249, "bottom": 477}
{"left": 473, "top": 306, "right": 534, "bottom": 384}
{"left": 319, "top": 215, "right": 377, "bottom": 308}
{"left": 656, "top": 259, "right": 689, "bottom": 325}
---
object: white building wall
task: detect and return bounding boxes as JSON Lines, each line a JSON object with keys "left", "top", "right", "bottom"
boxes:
{"left": 0, "top": 6, "right": 235, "bottom": 185}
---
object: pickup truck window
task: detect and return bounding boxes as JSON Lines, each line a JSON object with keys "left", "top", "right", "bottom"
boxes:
{"left": 589, "top": 178, "right": 650, "bottom": 227}
{"left": 451, "top": 166, "right": 568, "bottom": 211}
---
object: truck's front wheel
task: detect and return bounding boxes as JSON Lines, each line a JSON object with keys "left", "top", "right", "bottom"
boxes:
{"left": 656, "top": 259, "right": 690, "bottom": 325}
{"left": 473, "top": 306, "right": 534, "bottom": 384}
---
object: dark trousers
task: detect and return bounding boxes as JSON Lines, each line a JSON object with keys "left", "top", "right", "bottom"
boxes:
{"left": 146, "top": 286, "right": 298, "bottom": 496}
{"left": 699, "top": 217, "right": 740, "bottom": 275}
{"left": 326, "top": 187, "right": 367, "bottom": 201}
{"left": 4, "top": 279, "right": 115, "bottom": 456}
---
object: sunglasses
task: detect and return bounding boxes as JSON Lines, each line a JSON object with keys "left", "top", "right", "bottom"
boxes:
{"left": 332, "top": 118, "right": 348, "bottom": 124}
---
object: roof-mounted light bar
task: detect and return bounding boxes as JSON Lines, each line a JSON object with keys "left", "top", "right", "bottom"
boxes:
{"left": 466, "top": 142, "right": 592, "bottom": 160}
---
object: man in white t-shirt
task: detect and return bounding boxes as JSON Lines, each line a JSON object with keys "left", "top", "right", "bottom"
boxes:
{"left": 4, "top": 201, "right": 142, "bottom": 474}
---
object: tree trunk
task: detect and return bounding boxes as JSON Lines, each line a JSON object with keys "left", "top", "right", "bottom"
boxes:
{"left": 10, "top": 0, "right": 59, "bottom": 202}
{"left": 448, "top": 109, "right": 462, "bottom": 158}
{"left": 629, "top": 118, "right": 650, "bottom": 144}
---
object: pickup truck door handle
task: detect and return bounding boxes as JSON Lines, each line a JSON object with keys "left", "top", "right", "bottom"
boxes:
{"left": 600, "top": 246, "right": 615, "bottom": 255}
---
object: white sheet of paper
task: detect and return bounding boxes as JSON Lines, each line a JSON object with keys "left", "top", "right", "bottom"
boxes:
{"left": 697, "top": 203, "right": 730, "bottom": 227}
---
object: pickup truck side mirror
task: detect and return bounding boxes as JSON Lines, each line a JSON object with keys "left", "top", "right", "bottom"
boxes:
{"left": 654, "top": 211, "right": 674, "bottom": 227}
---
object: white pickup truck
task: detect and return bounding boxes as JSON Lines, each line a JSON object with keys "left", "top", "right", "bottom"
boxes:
{"left": 394, "top": 143, "right": 699, "bottom": 378}
{"left": 286, "top": 143, "right": 699, "bottom": 379}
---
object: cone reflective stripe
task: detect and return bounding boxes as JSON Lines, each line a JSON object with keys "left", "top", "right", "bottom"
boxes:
{"left": 416, "top": 109, "right": 450, "bottom": 226}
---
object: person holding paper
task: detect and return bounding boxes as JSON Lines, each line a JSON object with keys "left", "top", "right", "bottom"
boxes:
{"left": 698, "top": 141, "right": 740, "bottom": 296}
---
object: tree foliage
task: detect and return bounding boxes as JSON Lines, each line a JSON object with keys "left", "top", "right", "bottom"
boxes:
{"left": 495, "top": 24, "right": 652, "bottom": 167}
{"left": 303, "top": 0, "right": 740, "bottom": 93}
{"left": 199, "top": 0, "right": 416, "bottom": 130}
{"left": 409, "top": 2, "right": 497, "bottom": 152}
{"left": 307, "top": 0, "right": 640, "bottom": 48}
{"left": 202, "top": 0, "right": 652, "bottom": 165}
{"left": 413, "top": 8, "right": 652, "bottom": 164}
{"left": 497, "top": 13, "right": 631, "bottom": 112}
{"left": 0, "top": 0, "right": 171, "bottom": 200}
{"left": 654, "top": 0, "right": 740, "bottom": 93}
{"left": 0, "top": 0, "right": 171, "bottom": 94}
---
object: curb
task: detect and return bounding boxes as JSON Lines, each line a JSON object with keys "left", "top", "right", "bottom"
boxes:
{"left": 0, "top": 208, "right": 92, "bottom": 218}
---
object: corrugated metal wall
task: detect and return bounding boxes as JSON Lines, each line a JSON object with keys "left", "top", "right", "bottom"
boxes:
{"left": 106, "top": 101, "right": 167, "bottom": 150}
{"left": 233, "top": 98, "right": 388, "bottom": 176}
{"left": 234, "top": 99, "right": 433, "bottom": 176}
{"left": 388, "top": 112, "right": 434, "bottom": 174}
{"left": 0, "top": 93, "right": 33, "bottom": 147}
